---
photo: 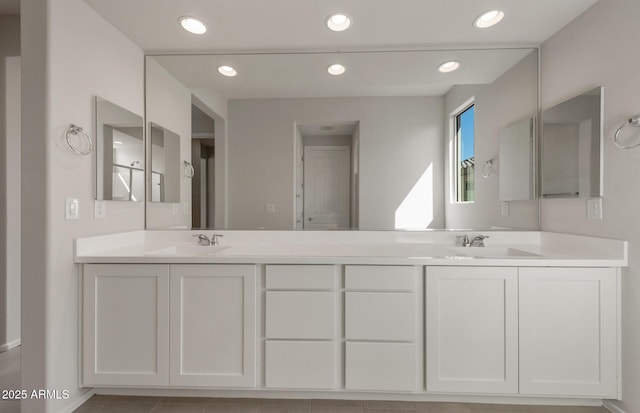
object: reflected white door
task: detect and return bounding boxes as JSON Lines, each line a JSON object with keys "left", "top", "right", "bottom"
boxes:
{"left": 304, "top": 146, "right": 350, "bottom": 230}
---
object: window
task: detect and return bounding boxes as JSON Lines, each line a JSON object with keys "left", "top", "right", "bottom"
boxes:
{"left": 455, "top": 104, "right": 475, "bottom": 202}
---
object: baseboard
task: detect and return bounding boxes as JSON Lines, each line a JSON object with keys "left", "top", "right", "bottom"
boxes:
{"left": 0, "top": 338, "right": 20, "bottom": 352}
{"left": 603, "top": 400, "right": 626, "bottom": 413}
{"left": 60, "top": 389, "right": 95, "bottom": 413}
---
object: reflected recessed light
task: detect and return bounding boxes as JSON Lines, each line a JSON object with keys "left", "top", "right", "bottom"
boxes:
{"left": 179, "top": 16, "right": 207, "bottom": 34}
{"left": 327, "top": 63, "right": 346, "bottom": 76}
{"left": 438, "top": 61, "right": 460, "bottom": 73}
{"left": 218, "top": 65, "right": 237, "bottom": 77}
{"left": 113, "top": 140, "right": 124, "bottom": 145}
{"left": 474, "top": 10, "right": 505, "bottom": 28}
{"left": 326, "top": 13, "right": 352, "bottom": 32}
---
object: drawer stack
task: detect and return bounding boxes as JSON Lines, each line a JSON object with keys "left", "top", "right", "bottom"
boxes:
{"left": 264, "top": 265, "right": 339, "bottom": 389}
{"left": 344, "top": 265, "right": 420, "bottom": 392}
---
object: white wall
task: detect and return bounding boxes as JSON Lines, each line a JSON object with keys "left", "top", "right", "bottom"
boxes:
{"left": 444, "top": 50, "right": 539, "bottom": 230}
{"left": 0, "top": 56, "right": 21, "bottom": 351}
{"left": 0, "top": 14, "right": 20, "bottom": 352}
{"left": 145, "top": 58, "right": 192, "bottom": 229}
{"left": 540, "top": 1, "right": 640, "bottom": 412}
{"left": 227, "top": 96, "right": 445, "bottom": 230}
{"left": 21, "top": 0, "right": 145, "bottom": 411}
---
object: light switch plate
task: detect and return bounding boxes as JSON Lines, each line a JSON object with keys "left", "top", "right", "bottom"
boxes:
{"left": 94, "top": 200, "right": 106, "bottom": 219}
{"left": 182, "top": 202, "right": 190, "bottom": 215}
{"left": 266, "top": 203, "right": 276, "bottom": 214}
{"left": 65, "top": 197, "right": 79, "bottom": 220}
{"left": 587, "top": 198, "right": 603, "bottom": 220}
{"left": 172, "top": 203, "right": 180, "bottom": 215}
{"left": 501, "top": 201, "right": 510, "bottom": 217}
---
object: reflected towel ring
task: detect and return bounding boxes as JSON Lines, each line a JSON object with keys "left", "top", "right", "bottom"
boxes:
{"left": 183, "top": 161, "right": 195, "bottom": 178}
{"left": 481, "top": 160, "right": 494, "bottom": 178}
{"left": 65, "top": 124, "right": 93, "bottom": 155}
{"left": 614, "top": 115, "right": 640, "bottom": 149}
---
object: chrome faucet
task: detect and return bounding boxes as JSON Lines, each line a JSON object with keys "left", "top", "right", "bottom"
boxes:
{"left": 456, "top": 234, "right": 471, "bottom": 247}
{"left": 193, "top": 233, "right": 211, "bottom": 246}
{"left": 469, "top": 235, "right": 490, "bottom": 247}
{"left": 211, "top": 234, "right": 224, "bottom": 246}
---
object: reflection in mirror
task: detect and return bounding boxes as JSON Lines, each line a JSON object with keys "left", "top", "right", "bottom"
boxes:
{"left": 499, "top": 117, "right": 535, "bottom": 201}
{"left": 149, "top": 123, "right": 181, "bottom": 202}
{"left": 542, "top": 87, "right": 603, "bottom": 198}
{"left": 145, "top": 48, "right": 539, "bottom": 231}
{"left": 95, "top": 96, "right": 144, "bottom": 201}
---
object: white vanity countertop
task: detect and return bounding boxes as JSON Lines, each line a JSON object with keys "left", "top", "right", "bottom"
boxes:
{"left": 74, "top": 230, "right": 628, "bottom": 267}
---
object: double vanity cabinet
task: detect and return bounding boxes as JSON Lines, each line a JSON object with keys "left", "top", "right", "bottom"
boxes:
{"left": 80, "top": 259, "right": 620, "bottom": 401}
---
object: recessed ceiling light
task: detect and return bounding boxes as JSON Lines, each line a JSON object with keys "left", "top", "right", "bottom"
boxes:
{"left": 217, "top": 65, "right": 237, "bottom": 77}
{"left": 179, "top": 16, "right": 207, "bottom": 34}
{"left": 326, "top": 13, "right": 352, "bottom": 32}
{"left": 113, "top": 140, "right": 124, "bottom": 145}
{"left": 473, "top": 10, "right": 505, "bottom": 28}
{"left": 327, "top": 63, "right": 346, "bottom": 76}
{"left": 438, "top": 61, "right": 460, "bottom": 73}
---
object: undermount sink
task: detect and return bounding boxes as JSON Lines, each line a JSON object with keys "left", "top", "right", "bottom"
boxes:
{"left": 145, "top": 244, "right": 230, "bottom": 256}
{"left": 446, "top": 246, "right": 541, "bottom": 258}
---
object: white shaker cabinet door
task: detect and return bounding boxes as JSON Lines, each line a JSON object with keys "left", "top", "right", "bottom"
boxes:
{"left": 519, "top": 267, "right": 618, "bottom": 397}
{"left": 169, "top": 265, "right": 257, "bottom": 387}
{"left": 82, "top": 264, "right": 170, "bottom": 386}
{"left": 426, "top": 266, "right": 518, "bottom": 394}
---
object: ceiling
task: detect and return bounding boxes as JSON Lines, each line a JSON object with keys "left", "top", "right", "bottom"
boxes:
{"left": 82, "top": 1, "right": 597, "bottom": 100}
{"left": 152, "top": 49, "right": 533, "bottom": 99}
{"left": 0, "top": 0, "right": 19, "bottom": 14}
{"left": 83, "top": 0, "right": 598, "bottom": 53}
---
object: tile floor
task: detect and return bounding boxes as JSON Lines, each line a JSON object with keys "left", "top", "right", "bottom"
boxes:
{"left": 72, "top": 396, "right": 611, "bottom": 413}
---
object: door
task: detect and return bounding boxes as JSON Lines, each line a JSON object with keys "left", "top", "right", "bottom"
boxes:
{"left": 304, "top": 146, "right": 351, "bottom": 229}
{"left": 519, "top": 267, "right": 618, "bottom": 397}
{"left": 82, "top": 264, "right": 170, "bottom": 386}
{"left": 426, "top": 266, "right": 518, "bottom": 394}
{"left": 169, "top": 265, "right": 257, "bottom": 387}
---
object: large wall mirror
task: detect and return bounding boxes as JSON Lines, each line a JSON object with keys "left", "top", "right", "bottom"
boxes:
{"left": 145, "top": 48, "right": 539, "bottom": 231}
{"left": 541, "top": 87, "right": 603, "bottom": 199}
{"left": 95, "top": 96, "right": 144, "bottom": 202}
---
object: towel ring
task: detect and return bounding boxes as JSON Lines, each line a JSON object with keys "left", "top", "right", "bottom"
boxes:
{"left": 65, "top": 124, "right": 93, "bottom": 155}
{"left": 183, "top": 161, "right": 195, "bottom": 178}
{"left": 481, "top": 160, "right": 494, "bottom": 178}
{"left": 614, "top": 116, "right": 640, "bottom": 149}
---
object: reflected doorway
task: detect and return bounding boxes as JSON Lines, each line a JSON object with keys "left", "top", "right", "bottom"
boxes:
{"left": 295, "top": 121, "right": 359, "bottom": 230}
{"left": 191, "top": 104, "right": 216, "bottom": 228}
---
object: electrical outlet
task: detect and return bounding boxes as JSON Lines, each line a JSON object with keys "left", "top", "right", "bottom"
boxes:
{"left": 182, "top": 202, "right": 190, "bottom": 215}
{"left": 265, "top": 203, "right": 276, "bottom": 214}
{"left": 587, "top": 198, "right": 603, "bottom": 220}
{"left": 172, "top": 203, "right": 180, "bottom": 215}
{"left": 501, "top": 201, "right": 510, "bottom": 217}
{"left": 65, "top": 197, "right": 79, "bottom": 220}
{"left": 94, "top": 200, "right": 106, "bottom": 219}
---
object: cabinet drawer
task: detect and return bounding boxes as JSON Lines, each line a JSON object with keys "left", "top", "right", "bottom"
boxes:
{"left": 266, "top": 291, "right": 335, "bottom": 339}
{"left": 265, "top": 341, "right": 336, "bottom": 389}
{"left": 345, "top": 342, "right": 417, "bottom": 392}
{"left": 345, "top": 292, "right": 416, "bottom": 341}
{"left": 345, "top": 266, "right": 416, "bottom": 291}
{"left": 266, "top": 265, "right": 336, "bottom": 290}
